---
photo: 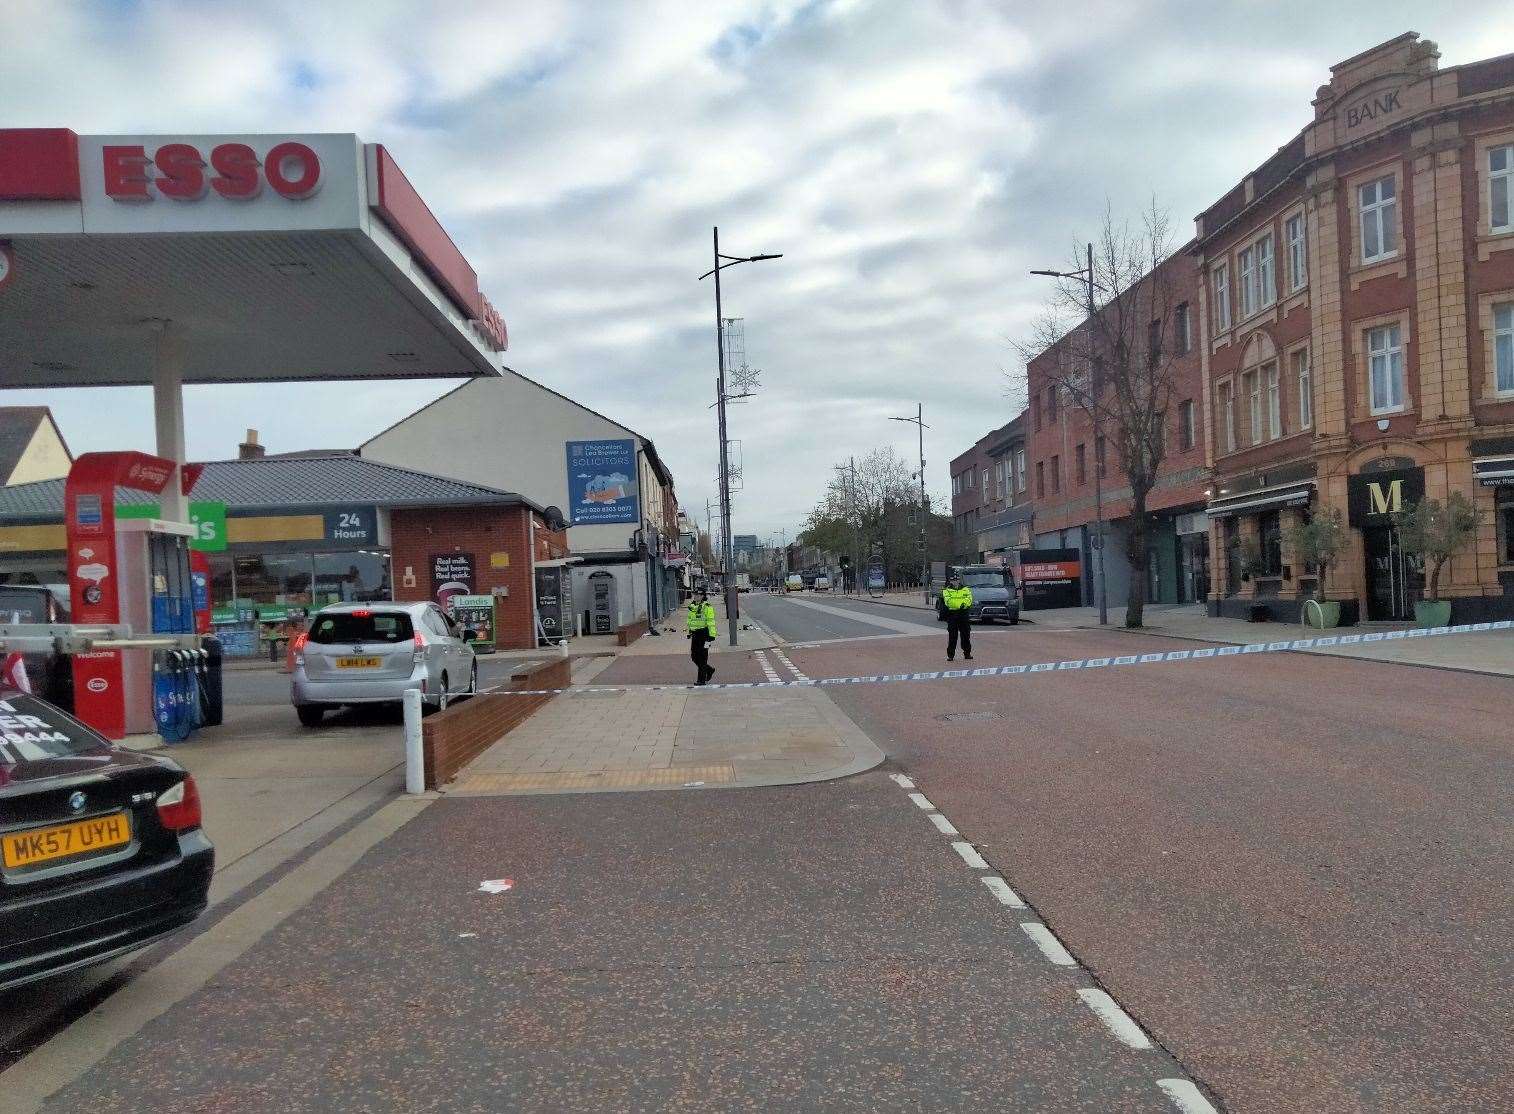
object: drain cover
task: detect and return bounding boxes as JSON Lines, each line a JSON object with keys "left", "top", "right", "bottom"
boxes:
{"left": 939, "top": 710, "right": 1006, "bottom": 723}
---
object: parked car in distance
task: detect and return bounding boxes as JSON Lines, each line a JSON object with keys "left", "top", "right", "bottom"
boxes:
{"left": 0, "top": 692, "right": 213, "bottom": 992}
{"left": 784, "top": 574, "right": 804, "bottom": 592}
{"left": 0, "top": 583, "right": 74, "bottom": 712}
{"left": 291, "top": 601, "right": 478, "bottom": 727}
{"left": 935, "top": 565, "right": 1020, "bottom": 624}
{"left": 812, "top": 574, "right": 832, "bottom": 591}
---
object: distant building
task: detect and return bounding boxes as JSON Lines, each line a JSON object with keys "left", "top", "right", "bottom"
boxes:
{"left": 949, "top": 413, "right": 1032, "bottom": 566}
{"left": 0, "top": 407, "right": 72, "bottom": 487}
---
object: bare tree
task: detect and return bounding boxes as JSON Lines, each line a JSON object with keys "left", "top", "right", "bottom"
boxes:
{"left": 1014, "top": 202, "right": 1184, "bottom": 628}
{"left": 804, "top": 447, "right": 920, "bottom": 585}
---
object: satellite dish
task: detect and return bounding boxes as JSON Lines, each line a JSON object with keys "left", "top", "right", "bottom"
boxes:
{"left": 543, "top": 506, "right": 567, "bottom": 531}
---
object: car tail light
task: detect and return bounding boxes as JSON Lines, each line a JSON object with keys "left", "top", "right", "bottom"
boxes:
{"left": 156, "top": 775, "right": 202, "bottom": 833}
{"left": 351, "top": 609, "right": 372, "bottom": 617}
{"left": 412, "top": 630, "right": 427, "bottom": 665}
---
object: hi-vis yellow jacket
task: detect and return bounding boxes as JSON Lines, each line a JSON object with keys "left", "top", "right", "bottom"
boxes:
{"left": 941, "top": 586, "right": 974, "bottom": 611}
{"left": 687, "top": 600, "right": 718, "bottom": 637}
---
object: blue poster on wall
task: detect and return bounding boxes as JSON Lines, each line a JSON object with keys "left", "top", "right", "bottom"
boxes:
{"left": 566, "top": 439, "right": 639, "bottom": 525}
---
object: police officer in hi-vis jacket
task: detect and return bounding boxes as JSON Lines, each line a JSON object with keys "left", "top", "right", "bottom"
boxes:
{"left": 686, "top": 589, "right": 719, "bottom": 685}
{"left": 940, "top": 571, "right": 974, "bottom": 662}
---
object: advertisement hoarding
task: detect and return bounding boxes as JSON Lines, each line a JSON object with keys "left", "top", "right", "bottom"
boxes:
{"left": 566, "top": 439, "right": 638, "bottom": 525}
{"left": 430, "top": 552, "right": 474, "bottom": 614}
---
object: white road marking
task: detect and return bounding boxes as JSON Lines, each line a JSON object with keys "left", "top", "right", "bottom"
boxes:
{"left": 754, "top": 651, "right": 782, "bottom": 683}
{"left": 951, "top": 841, "right": 989, "bottom": 869}
{"left": 1076, "top": 988, "right": 1153, "bottom": 1049}
{"left": 928, "top": 813, "right": 960, "bottom": 835}
{"left": 907, "top": 792, "right": 935, "bottom": 810}
{"left": 772, "top": 649, "right": 810, "bottom": 681}
{"left": 1021, "top": 922, "right": 1078, "bottom": 967}
{"left": 1157, "top": 1079, "right": 1219, "bottom": 1114}
{"left": 981, "top": 876, "right": 1026, "bottom": 908}
{"left": 888, "top": 773, "right": 915, "bottom": 789}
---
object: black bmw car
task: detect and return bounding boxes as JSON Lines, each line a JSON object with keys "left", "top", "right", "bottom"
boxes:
{"left": 0, "top": 692, "right": 213, "bottom": 992}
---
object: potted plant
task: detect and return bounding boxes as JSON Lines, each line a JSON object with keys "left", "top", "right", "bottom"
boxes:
{"left": 1395, "top": 493, "right": 1479, "bottom": 627}
{"left": 1283, "top": 508, "right": 1348, "bottom": 628}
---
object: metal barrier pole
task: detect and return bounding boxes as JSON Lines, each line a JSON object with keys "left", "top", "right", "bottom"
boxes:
{"left": 403, "top": 688, "right": 425, "bottom": 795}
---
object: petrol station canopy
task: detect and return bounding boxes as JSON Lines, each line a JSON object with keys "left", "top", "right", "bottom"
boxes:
{"left": 0, "top": 129, "right": 507, "bottom": 387}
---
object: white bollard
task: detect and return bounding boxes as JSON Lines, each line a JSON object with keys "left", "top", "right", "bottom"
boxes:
{"left": 403, "top": 687, "right": 425, "bottom": 795}
{"left": 558, "top": 639, "right": 569, "bottom": 657}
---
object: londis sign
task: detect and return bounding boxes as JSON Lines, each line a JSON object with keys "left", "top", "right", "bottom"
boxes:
{"left": 102, "top": 140, "right": 322, "bottom": 203}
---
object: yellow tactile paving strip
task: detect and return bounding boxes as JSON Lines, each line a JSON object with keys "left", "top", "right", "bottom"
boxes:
{"left": 447, "top": 765, "right": 735, "bottom": 794}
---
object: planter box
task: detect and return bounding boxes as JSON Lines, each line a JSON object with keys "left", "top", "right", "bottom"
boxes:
{"left": 1414, "top": 599, "right": 1452, "bottom": 628}
{"left": 1303, "top": 600, "right": 1341, "bottom": 629}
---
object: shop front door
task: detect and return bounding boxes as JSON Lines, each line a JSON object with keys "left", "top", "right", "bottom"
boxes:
{"left": 1362, "top": 524, "right": 1420, "bottom": 621}
{"left": 1180, "top": 533, "right": 1210, "bottom": 604}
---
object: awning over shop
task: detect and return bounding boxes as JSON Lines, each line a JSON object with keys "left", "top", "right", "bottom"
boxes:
{"left": 1473, "top": 456, "right": 1514, "bottom": 487}
{"left": 1207, "top": 481, "right": 1314, "bottom": 518}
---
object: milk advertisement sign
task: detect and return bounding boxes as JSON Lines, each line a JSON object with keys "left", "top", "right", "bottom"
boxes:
{"left": 566, "top": 439, "right": 638, "bottom": 525}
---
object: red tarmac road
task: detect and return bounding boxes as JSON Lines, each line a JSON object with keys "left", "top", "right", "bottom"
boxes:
{"left": 778, "top": 627, "right": 1514, "bottom": 1113}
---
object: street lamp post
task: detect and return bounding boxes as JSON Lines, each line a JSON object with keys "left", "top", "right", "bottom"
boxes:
{"left": 1031, "top": 242, "right": 1107, "bottom": 626}
{"left": 889, "top": 403, "right": 930, "bottom": 589}
{"left": 700, "top": 228, "right": 782, "bottom": 646}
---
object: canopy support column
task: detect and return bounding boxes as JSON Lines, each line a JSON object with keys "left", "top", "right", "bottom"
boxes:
{"left": 150, "top": 320, "right": 188, "bottom": 522}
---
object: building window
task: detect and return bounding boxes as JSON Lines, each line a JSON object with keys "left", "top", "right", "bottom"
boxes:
{"left": 1217, "top": 381, "right": 1234, "bottom": 454}
{"left": 1359, "top": 175, "right": 1398, "bottom": 263}
{"left": 1015, "top": 448, "right": 1026, "bottom": 492}
{"left": 1367, "top": 323, "right": 1406, "bottom": 413}
{"left": 1495, "top": 302, "right": 1514, "bottom": 395}
{"left": 1175, "top": 302, "right": 1190, "bottom": 353}
{"left": 1050, "top": 455, "right": 1061, "bottom": 493}
{"left": 981, "top": 468, "right": 989, "bottom": 500}
{"left": 1075, "top": 443, "right": 1086, "bottom": 485}
{"left": 1047, "top": 387, "right": 1059, "bottom": 424}
{"left": 1244, "top": 369, "right": 1261, "bottom": 445}
{"left": 1257, "top": 234, "right": 1275, "bottom": 308}
{"left": 1286, "top": 212, "right": 1307, "bottom": 291}
{"left": 1095, "top": 435, "right": 1106, "bottom": 477}
{"left": 1212, "top": 261, "right": 1230, "bottom": 331}
{"left": 1148, "top": 319, "right": 1163, "bottom": 361}
{"left": 1179, "top": 399, "right": 1195, "bottom": 451}
{"left": 1036, "top": 461, "right": 1045, "bottom": 498}
{"left": 1238, "top": 246, "right": 1255, "bottom": 318}
{"left": 1033, "top": 393, "right": 1042, "bottom": 432}
{"left": 1492, "top": 145, "right": 1513, "bottom": 234}
{"left": 966, "top": 469, "right": 974, "bottom": 489}
{"left": 1265, "top": 362, "right": 1281, "bottom": 440}
{"left": 1294, "top": 348, "right": 1312, "bottom": 429}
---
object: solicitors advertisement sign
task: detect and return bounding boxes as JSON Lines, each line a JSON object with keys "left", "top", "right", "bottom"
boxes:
{"left": 566, "top": 439, "right": 638, "bottom": 525}
{"left": 1018, "top": 547, "right": 1083, "bottom": 610}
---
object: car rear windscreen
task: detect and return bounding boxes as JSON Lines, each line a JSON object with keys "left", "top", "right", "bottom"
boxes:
{"left": 308, "top": 612, "right": 415, "bottom": 644}
{"left": 0, "top": 694, "right": 110, "bottom": 768}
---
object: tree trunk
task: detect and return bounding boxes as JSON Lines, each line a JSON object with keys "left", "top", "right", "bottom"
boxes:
{"left": 1125, "top": 489, "right": 1150, "bottom": 628}
{"left": 1429, "top": 556, "right": 1446, "bottom": 602}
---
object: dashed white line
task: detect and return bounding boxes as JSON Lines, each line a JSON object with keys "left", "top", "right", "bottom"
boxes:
{"left": 888, "top": 774, "right": 915, "bottom": 789}
{"left": 907, "top": 792, "right": 935, "bottom": 810}
{"left": 772, "top": 649, "right": 810, "bottom": 681}
{"left": 1076, "top": 988, "right": 1153, "bottom": 1049}
{"left": 1157, "top": 1079, "right": 1219, "bottom": 1114}
{"left": 951, "top": 841, "right": 989, "bottom": 870}
{"left": 981, "top": 875, "right": 1026, "bottom": 909}
{"left": 1020, "top": 922, "right": 1078, "bottom": 967}
{"left": 928, "top": 813, "right": 960, "bottom": 836}
{"left": 754, "top": 651, "right": 782, "bottom": 683}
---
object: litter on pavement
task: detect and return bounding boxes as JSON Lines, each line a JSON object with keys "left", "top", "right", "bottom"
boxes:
{"left": 476, "top": 879, "right": 515, "bottom": 894}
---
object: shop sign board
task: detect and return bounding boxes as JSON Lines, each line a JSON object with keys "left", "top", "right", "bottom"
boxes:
{"left": 1347, "top": 467, "right": 1424, "bottom": 527}
{"left": 430, "top": 552, "right": 474, "bottom": 614}
{"left": 1018, "top": 547, "right": 1082, "bottom": 610}
{"left": 566, "top": 439, "right": 638, "bottom": 525}
{"left": 115, "top": 500, "right": 227, "bottom": 551}
{"left": 451, "top": 595, "right": 495, "bottom": 653}
{"left": 323, "top": 506, "right": 377, "bottom": 544}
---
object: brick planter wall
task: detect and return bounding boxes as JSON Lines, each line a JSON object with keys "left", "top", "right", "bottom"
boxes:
{"left": 422, "top": 658, "right": 570, "bottom": 789}
{"left": 616, "top": 617, "right": 650, "bottom": 646}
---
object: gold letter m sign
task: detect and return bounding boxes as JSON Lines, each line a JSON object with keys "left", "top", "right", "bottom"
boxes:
{"left": 1367, "top": 479, "right": 1403, "bottom": 515}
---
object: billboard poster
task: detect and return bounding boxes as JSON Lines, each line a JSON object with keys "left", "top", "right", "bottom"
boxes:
{"left": 1018, "top": 547, "right": 1083, "bottom": 610}
{"left": 430, "top": 552, "right": 474, "bottom": 614}
{"left": 566, "top": 439, "right": 638, "bottom": 525}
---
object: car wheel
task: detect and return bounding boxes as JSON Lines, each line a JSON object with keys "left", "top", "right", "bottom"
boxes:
{"left": 1009, "top": 614, "right": 1020, "bottom": 625}
{"left": 296, "top": 704, "right": 325, "bottom": 728}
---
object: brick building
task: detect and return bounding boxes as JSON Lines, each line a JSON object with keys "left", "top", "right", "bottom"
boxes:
{"left": 1197, "top": 33, "right": 1514, "bottom": 622}
{"left": 1024, "top": 254, "right": 1211, "bottom": 608}
{"left": 949, "top": 414, "right": 1031, "bottom": 565}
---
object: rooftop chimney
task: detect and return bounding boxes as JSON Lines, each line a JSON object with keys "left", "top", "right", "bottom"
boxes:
{"left": 239, "top": 428, "right": 265, "bottom": 459}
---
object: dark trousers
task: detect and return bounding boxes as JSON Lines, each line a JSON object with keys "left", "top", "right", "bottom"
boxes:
{"left": 690, "top": 631, "right": 713, "bottom": 682}
{"left": 946, "top": 612, "right": 973, "bottom": 659}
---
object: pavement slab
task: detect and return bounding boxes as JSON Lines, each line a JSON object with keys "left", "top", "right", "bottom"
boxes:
{"left": 37, "top": 776, "right": 1202, "bottom": 1114}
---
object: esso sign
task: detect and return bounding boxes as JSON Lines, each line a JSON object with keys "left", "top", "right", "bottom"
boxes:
{"left": 102, "top": 141, "right": 322, "bottom": 203}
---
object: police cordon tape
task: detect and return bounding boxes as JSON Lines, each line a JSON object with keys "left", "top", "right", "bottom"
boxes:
{"left": 474, "top": 620, "right": 1514, "bottom": 696}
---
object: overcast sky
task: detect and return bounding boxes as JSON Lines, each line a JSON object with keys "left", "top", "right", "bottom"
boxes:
{"left": 4, "top": 1, "right": 1512, "bottom": 538}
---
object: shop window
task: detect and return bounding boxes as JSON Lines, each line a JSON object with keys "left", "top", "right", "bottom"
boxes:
{"left": 1367, "top": 323, "right": 1406, "bottom": 413}
{"left": 1286, "top": 212, "right": 1307, "bottom": 291}
{"left": 1179, "top": 400, "right": 1195, "bottom": 452}
{"left": 1492, "top": 144, "right": 1512, "bottom": 234}
{"left": 1495, "top": 302, "right": 1514, "bottom": 395}
{"left": 233, "top": 553, "right": 313, "bottom": 607}
{"left": 1294, "top": 348, "right": 1312, "bottom": 428}
{"left": 1258, "top": 511, "right": 1283, "bottom": 576}
{"left": 1359, "top": 175, "right": 1398, "bottom": 263}
{"left": 1212, "top": 261, "right": 1231, "bottom": 331}
{"left": 313, "top": 551, "right": 390, "bottom": 606}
